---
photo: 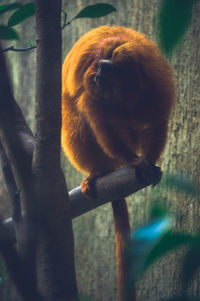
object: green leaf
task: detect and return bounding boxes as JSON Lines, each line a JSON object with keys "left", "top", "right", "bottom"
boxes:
{"left": 157, "top": 0, "right": 196, "bottom": 56}
{"left": 159, "top": 173, "right": 199, "bottom": 197}
{"left": 29, "top": 39, "right": 36, "bottom": 47}
{"left": 145, "top": 231, "right": 196, "bottom": 269}
{"left": 126, "top": 218, "right": 172, "bottom": 298}
{"left": 0, "top": 24, "right": 19, "bottom": 40}
{"left": 8, "top": 2, "right": 35, "bottom": 27}
{"left": 0, "top": 3, "right": 22, "bottom": 16}
{"left": 74, "top": 3, "right": 116, "bottom": 19}
{"left": 149, "top": 201, "right": 168, "bottom": 219}
{"left": 182, "top": 245, "right": 200, "bottom": 290}
{"left": 127, "top": 217, "right": 171, "bottom": 283}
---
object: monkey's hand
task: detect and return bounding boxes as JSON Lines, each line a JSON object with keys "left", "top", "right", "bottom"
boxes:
{"left": 134, "top": 160, "right": 162, "bottom": 187}
{"left": 81, "top": 172, "right": 108, "bottom": 200}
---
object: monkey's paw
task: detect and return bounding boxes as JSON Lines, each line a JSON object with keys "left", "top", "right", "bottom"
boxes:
{"left": 81, "top": 172, "right": 107, "bottom": 200}
{"left": 135, "top": 160, "right": 162, "bottom": 187}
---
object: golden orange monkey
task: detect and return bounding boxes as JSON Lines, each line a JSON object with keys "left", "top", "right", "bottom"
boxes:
{"left": 61, "top": 26, "right": 175, "bottom": 301}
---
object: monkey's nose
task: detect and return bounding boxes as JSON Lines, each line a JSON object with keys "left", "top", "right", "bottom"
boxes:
{"left": 98, "top": 59, "right": 113, "bottom": 70}
{"left": 94, "top": 59, "right": 115, "bottom": 89}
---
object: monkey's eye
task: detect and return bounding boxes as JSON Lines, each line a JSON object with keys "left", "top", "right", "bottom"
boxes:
{"left": 94, "top": 59, "right": 116, "bottom": 89}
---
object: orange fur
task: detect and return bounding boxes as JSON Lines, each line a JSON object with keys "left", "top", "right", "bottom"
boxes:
{"left": 62, "top": 26, "right": 175, "bottom": 300}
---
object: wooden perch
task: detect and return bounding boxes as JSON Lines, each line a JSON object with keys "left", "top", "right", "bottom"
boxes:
{"left": 2, "top": 164, "right": 161, "bottom": 242}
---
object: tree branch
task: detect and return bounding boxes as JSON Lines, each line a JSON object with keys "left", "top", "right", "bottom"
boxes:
{"left": 1, "top": 165, "right": 161, "bottom": 243}
{"left": 0, "top": 43, "right": 34, "bottom": 215}
{"left": 70, "top": 165, "right": 161, "bottom": 218}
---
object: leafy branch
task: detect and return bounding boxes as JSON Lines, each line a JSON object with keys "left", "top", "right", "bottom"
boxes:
{"left": 0, "top": 2, "right": 116, "bottom": 52}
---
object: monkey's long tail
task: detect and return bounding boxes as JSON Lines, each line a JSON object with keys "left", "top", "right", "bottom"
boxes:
{"left": 111, "top": 198, "right": 136, "bottom": 301}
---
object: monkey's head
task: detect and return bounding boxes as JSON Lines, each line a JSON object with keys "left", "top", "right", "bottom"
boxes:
{"left": 85, "top": 42, "right": 148, "bottom": 111}
{"left": 82, "top": 37, "right": 174, "bottom": 122}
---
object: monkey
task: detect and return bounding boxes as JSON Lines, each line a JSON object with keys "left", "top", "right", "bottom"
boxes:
{"left": 61, "top": 25, "right": 175, "bottom": 301}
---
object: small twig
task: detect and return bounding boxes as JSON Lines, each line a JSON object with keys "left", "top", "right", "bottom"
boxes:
{"left": 61, "top": 19, "right": 72, "bottom": 30}
{"left": 1, "top": 45, "right": 37, "bottom": 53}
{"left": 61, "top": 10, "right": 74, "bottom": 29}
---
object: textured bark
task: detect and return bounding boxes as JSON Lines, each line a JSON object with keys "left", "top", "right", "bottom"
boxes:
{"left": 33, "top": 1, "right": 78, "bottom": 299}
{"left": 1, "top": 0, "right": 200, "bottom": 300}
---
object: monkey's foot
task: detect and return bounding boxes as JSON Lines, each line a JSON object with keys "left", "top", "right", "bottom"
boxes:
{"left": 134, "top": 160, "right": 162, "bottom": 187}
{"left": 81, "top": 172, "right": 107, "bottom": 200}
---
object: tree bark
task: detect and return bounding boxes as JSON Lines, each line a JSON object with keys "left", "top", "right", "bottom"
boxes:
{"left": 32, "top": 1, "right": 78, "bottom": 299}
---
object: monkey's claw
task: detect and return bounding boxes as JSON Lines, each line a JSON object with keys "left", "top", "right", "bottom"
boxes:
{"left": 135, "top": 160, "right": 162, "bottom": 187}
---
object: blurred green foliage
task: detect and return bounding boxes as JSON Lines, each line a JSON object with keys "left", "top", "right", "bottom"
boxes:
{"left": 127, "top": 173, "right": 200, "bottom": 300}
{"left": 7, "top": 2, "right": 35, "bottom": 27}
{"left": 156, "top": 0, "right": 197, "bottom": 56}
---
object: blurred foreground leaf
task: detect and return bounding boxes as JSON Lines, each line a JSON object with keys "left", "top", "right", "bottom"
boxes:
{"left": 157, "top": 0, "right": 196, "bottom": 56}
{"left": 127, "top": 217, "right": 200, "bottom": 284}
{"left": 8, "top": 2, "right": 35, "bottom": 27}
{"left": 0, "top": 24, "right": 18, "bottom": 40}
{"left": 159, "top": 174, "right": 199, "bottom": 197}
{"left": 182, "top": 244, "right": 200, "bottom": 290}
{"left": 0, "top": 3, "right": 22, "bottom": 16}
{"left": 127, "top": 217, "right": 171, "bottom": 284}
{"left": 145, "top": 231, "right": 196, "bottom": 269}
{"left": 149, "top": 201, "right": 168, "bottom": 219}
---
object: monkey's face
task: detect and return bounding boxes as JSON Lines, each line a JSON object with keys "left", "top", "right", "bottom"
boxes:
{"left": 93, "top": 58, "right": 145, "bottom": 110}
{"left": 94, "top": 59, "right": 115, "bottom": 91}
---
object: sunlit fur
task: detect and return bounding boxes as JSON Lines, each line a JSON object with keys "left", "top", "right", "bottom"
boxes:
{"left": 62, "top": 26, "right": 175, "bottom": 301}
{"left": 62, "top": 26, "right": 175, "bottom": 174}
